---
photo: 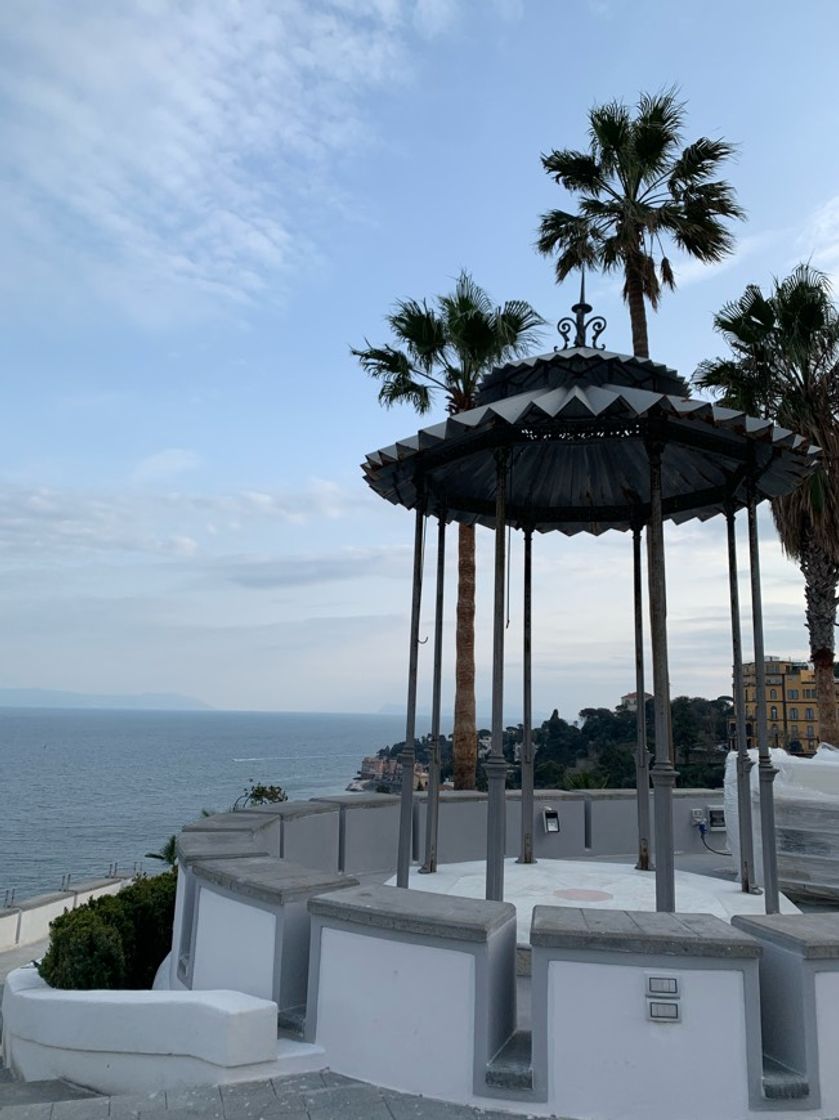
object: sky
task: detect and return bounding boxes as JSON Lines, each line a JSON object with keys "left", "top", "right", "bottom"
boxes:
{"left": 1, "top": 0, "right": 838, "bottom": 719}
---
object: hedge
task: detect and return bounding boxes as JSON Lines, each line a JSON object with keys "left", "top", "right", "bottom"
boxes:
{"left": 38, "top": 870, "right": 177, "bottom": 990}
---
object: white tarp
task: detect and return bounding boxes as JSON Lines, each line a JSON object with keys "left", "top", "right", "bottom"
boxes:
{"left": 725, "top": 745, "right": 839, "bottom": 894}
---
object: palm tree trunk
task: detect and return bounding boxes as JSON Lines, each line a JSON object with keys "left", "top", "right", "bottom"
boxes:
{"left": 625, "top": 265, "right": 650, "bottom": 359}
{"left": 802, "top": 539, "right": 839, "bottom": 745}
{"left": 453, "top": 522, "right": 477, "bottom": 788}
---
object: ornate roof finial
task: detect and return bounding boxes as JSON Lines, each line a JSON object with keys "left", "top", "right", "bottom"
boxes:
{"left": 556, "top": 266, "right": 607, "bottom": 350}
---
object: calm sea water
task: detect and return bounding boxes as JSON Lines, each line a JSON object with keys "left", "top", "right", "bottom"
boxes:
{"left": 0, "top": 708, "right": 417, "bottom": 902}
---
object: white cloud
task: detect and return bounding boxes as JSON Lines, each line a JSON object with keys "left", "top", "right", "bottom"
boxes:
{"left": 0, "top": 0, "right": 469, "bottom": 326}
{"left": 0, "top": 478, "right": 362, "bottom": 561}
{"left": 132, "top": 449, "right": 202, "bottom": 483}
{"left": 798, "top": 195, "right": 839, "bottom": 285}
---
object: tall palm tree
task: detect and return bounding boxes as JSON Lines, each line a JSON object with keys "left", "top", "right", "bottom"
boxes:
{"left": 353, "top": 271, "right": 543, "bottom": 788}
{"left": 537, "top": 88, "right": 744, "bottom": 358}
{"left": 696, "top": 265, "right": 839, "bottom": 745}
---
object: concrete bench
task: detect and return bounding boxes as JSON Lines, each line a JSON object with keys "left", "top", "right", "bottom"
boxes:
{"left": 305, "top": 884, "right": 517, "bottom": 1103}
{"left": 312, "top": 794, "right": 400, "bottom": 874}
{"left": 186, "top": 856, "right": 357, "bottom": 1024}
{"left": 531, "top": 907, "right": 762, "bottom": 1120}
{"left": 2, "top": 965, "right": 278, "bottom": 1095}
{"left": 733, "top": 913, "right": 839, "bottom": 1111}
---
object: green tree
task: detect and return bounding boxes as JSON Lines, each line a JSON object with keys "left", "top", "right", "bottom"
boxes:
{"left": 696, "top": 265, "right": 839, "bottom": 745}
{"left": 537, "top": 88, "right": 743, "bottom": 358}
{"left": 354, "top": 271, "right": 543, "bottom": 788}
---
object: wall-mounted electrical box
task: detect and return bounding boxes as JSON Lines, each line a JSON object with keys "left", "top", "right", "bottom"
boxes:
{"left": 645, "top": 975, "right": 681, "bottom": 1023}
{"left": 543, "top": 807, "right": 560, "bottom": 833}
{"left": 707, "top": 806, "right": 726, "bottom": 832}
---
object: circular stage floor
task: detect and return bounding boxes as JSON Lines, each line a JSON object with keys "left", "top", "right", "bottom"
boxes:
{"left": 389, "top": 858, "right": 799, "bottom": 944}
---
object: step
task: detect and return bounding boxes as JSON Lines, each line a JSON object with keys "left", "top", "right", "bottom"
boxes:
{"left": 762, "top": 1056, "right": 809, "bottom": 1101}
{"left": 0, "top": 1078, "right": 101, "bottom": 1107}
{"left": 485, "top": 1030, "right": 533, "bottom": 1092}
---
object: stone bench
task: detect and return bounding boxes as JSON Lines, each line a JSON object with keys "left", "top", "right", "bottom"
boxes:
{"left": 305, "top": 884, "right": 517, "bottom": 1103}
{"left": 184, "top": 856, "right": 357, "bottom": 1025}
{"left": 733, "top": 913, "right": 839, "bottom": 1112}
{"left": 530, "top": 907, "right": 763, "bottom": 1120}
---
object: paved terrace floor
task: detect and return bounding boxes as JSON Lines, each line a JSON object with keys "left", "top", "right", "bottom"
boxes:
{"left": 0, "top": 1071, "right": 524, "bottom": 1120}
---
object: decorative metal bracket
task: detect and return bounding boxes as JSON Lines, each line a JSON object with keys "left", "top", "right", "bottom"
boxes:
{"left": 556, "top": 268, "right": 607, "bottom": 350}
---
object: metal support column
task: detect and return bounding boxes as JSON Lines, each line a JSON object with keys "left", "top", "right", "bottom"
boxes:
{"left": 632, "top": 523, "right": 653, "bottom": 871}
{"left": 518, "top": 527, "right": 535, "bottom": 864}
{"left": 727, "top": 505, "right": 757, "bottom": 893}
{"left": 485, "top": 451, "right": 508, "bottom": 901}
{"left": 646, "top": 442, "right": 677, "bottom": 912}
{"left": 420, "top": 514, "right": 446, "bottom": 874}
{"left": 396, "top": 501, "right": 425, "bottom": 888}
{"left": 747, "top": 497, "right": 780, "bottom": 913}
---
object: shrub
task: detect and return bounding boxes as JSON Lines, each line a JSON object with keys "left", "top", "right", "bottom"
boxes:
{"left": 38, "top": 870, "right": 177, "bottom": 991}
{"left": 38, "top": 909, "right": 126, "bottom": 990}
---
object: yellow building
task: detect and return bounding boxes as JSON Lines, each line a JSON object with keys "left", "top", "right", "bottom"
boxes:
{"left": 735, "top": 657, "right": 839, "bottom": 754}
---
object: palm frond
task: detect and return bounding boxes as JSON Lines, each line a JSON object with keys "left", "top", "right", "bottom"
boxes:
{"left": 541, "top": 149, "right": 604, "bottom": 194}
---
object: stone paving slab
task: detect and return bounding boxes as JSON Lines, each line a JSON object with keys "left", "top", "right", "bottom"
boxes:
{"left": 0, "top": 1070, "right": 535, "bottom": 1119}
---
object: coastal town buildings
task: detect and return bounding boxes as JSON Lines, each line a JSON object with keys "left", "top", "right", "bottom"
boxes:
{"left": 736, "top": 657, "right": 839, "bottom": 753}
{"left": 618, "top": 690, "right": 653, "bottom": 713}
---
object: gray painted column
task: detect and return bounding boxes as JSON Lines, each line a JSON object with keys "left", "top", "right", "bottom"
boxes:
{"left": 485, "top": 450, "right": 508, "bottom": 901}
{"left": 396, "top": 501, "right": 425, "bottom": 889}
{"left": 727, "top": 505, "right": 757, "bottom": 894}
{"left": 632, "top": 523, "right": 653, "bottom": 871}
{"left": 646, "top": 442, "right": 677, "bottom": 912}
{"left": 518, "top": 526, "right": 535, "bottom": 864}
{"left": 747, "top": 497, "right": 780, "bottom": 913}
{"left": 420, "top": 514, "right": 446, "bottom": 874}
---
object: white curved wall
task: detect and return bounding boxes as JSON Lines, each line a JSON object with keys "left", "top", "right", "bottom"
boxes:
{"left": 1, "top": 965, "right": 282, "bottom": 1095}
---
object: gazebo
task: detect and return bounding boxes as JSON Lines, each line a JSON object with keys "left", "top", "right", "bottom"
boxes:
{"left": 363, "top": 292, "right": 818, "bottom": 914}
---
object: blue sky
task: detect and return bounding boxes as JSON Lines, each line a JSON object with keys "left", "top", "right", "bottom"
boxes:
{"left": 1, "top": 0, "right": 837, "bottom": 715}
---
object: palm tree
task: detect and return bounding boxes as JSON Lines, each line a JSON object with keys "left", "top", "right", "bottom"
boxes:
{"left": 696, "top": 264, "right": 839, "bottom": 745}
{"left": 537, "top": 88, "right": 744, "bottom": 358}
{"left": 353, "top": 271, "right": 543, "bottom": 788}
{"left": 145, "top": 834, "right": 177, "bottom": 867}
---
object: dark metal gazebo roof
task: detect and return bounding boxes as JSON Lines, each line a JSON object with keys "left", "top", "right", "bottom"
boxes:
{"left": 363, "top": 344, "right": 819, "bottom": 535}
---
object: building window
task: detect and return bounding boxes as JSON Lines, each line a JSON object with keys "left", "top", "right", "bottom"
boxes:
{"left": 770, "top": 688, "right": 777, "bottom": 700}
{"left": 790, "top": 708, "right": 799, "bottom": 720}
{"left": 807, "top": 726, "right": 815, "bottom": 738}
{"left": 770, "top": 706, "right": 778, "bottom": 721}
{"left": 806, "top": 708, "right": 814, "bottom": 721}
{"left": 789, "top": 689, "right": 799, "bottom": 700}
{"left": 792, "top": 725, "right": 799, "bottom": 735}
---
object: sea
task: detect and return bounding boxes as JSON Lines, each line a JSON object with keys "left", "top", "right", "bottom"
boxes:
{"left": 0, "top": 708, "right": 420, "bottom": 903}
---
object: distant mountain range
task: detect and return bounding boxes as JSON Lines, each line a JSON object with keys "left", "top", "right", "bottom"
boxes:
{"left": 0, "top": 688, "right": 212, "bottom": 711}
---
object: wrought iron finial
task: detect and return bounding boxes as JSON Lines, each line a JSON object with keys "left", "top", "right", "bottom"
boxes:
{"left": 556, "top": 268, "right": 607, "bottom": 350}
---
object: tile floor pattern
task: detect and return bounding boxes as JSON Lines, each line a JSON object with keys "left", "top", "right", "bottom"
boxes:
{"left": 0, "top": 1072, "right": 535, "bottom": 1120}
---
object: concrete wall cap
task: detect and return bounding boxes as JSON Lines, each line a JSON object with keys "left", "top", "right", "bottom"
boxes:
{"left": 311, "top": 793, "right": 400, "bottom": 808}
{"left": 176, "top": 832, "right": 270, "bottom": 865}
{"left": 309, "top": 883, "right": 516, "bottom": 942}
{"left": 191, "top": 855, "right": 357, "bottom": 904}
{"left": 182, "top": 811, "right": 272, "bottom": 833}
{"left": 731, "top": 914, "right": 839, "bottom": 959}
{"left": 531, "top": 906, "right": 761, "bottom": 958}
{"left": 245, "top": 800, "right": 339, "bottom": 818}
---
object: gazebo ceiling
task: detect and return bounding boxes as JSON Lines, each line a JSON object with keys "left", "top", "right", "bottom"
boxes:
{"left": 363, "top": 346, "right": 819, "bottom": 536}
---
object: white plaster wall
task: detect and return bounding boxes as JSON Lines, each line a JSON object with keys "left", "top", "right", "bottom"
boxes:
{"left": 72, "top": 880, "right": 125, "bottom": 907}
{"left": 314, "top": 927, "right": 475, "bottom": 1101}
{"left": 16, "top": 895, "right": 75, "bottom": 945}
{"left": 191, "top": 886, "right": 276, "bottom": 1000}
{"left": 1, "top": 965, "right": 280, "bottom": 1094}
{"left": 814, "top": 971, "right": 839, "bottom": 1113}
{"left": 0, "top": 909, "right": 19, "bottom": 951}
{"left": 547, "top": 961, "right": 750, "bottom": 1120}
